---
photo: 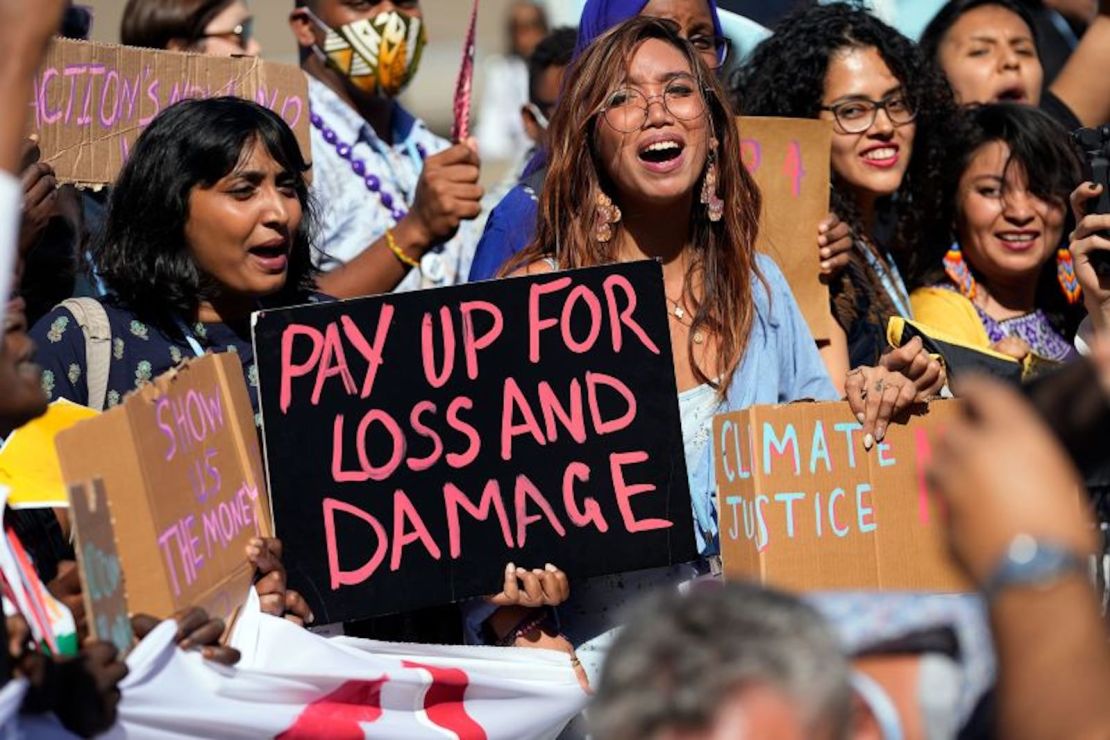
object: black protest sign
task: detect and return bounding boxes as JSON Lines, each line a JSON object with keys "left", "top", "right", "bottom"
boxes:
{"left": 253, "top": 261, "right": 695, "bottom": 623}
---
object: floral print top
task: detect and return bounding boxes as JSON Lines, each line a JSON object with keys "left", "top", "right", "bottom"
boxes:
{"left": 30, "top": 295, "right": 326, "bottom": 423}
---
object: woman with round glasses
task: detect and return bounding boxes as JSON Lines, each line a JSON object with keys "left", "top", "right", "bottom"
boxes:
{"left": 503, "top": 15, "right": 943, "bottom": 686}
{"left": 734, "top": 2, "right": 958, "bottom": 382}
{"left": 467, "top": 0, "right": 735, "bottom": 283}
{"left": 121, "top": 0, "right": 260, "bottom": 57}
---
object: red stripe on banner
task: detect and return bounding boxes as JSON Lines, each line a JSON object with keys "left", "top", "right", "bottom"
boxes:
{"left": 404, "top": 661, "right": 488, "bottom": 740}
{"left": 277, "top": 677, "right": 387, "bottom": 739}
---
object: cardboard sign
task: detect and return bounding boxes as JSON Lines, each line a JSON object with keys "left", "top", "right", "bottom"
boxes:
{"left": 253, "top": 262, "right": 696, "bottom": 623}
{"left": 31, "top": 38, "right": 309, "bottom": 186}
{"left": 55, "top": 353, "right": 271, "bottom": 623}
{"left": 739, "top": 117, "right": 833, "bottom": 342}
{"left": 714, "top": 400, "right": 969, "bottom": 592}
{"left": 69, "top": 479, "right": 134, "bottom": 654}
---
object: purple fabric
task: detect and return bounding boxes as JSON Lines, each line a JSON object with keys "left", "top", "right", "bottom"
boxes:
{"left": 574, "top": 0, "right": 724, "bottom": 58}
{"left": 973, "top": 304, "right": 1077, "bottom": 363}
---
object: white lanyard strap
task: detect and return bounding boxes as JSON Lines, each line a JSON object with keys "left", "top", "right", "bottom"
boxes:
{"left": 856, "top": 241, "right": 913, "bottom": 320}
{"left": 172, "top": 317, "right": 206, "bottom": 359}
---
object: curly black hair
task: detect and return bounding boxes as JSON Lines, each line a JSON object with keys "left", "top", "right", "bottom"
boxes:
{"left": 93, "top": 97, "right": 318, "bottom": 327}
{"left": 731, "top": 1, "right": 960, "bottom": 286}
{"left": 925, "top": 103, "right": 1085, "bottom": 339}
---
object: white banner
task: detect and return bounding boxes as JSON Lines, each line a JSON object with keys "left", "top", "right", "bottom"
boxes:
{"left": 5, "top": 591, "right": 586, "bottom": 739}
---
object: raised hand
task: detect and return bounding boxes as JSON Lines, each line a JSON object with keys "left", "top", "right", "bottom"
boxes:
{"left": 402, "top": 139, "right": 483, "bottom": 250}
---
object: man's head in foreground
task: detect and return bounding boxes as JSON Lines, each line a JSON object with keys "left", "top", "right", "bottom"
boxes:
{"left": 592, "top": 582, "right": 852, "bottom": 740}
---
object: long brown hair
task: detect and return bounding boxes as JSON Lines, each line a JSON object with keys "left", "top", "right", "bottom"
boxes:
{"left": 508, "top": 16, "right": 763, "bottom": 396}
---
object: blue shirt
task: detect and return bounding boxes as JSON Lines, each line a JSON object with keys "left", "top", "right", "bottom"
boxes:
{"left": 467, "top": 181, "right": 539, "bottom": 282}
{"left": 30, "top": 295, "right": 327, "bottom": 422}
{"left": 687, "top": 254, "right": 837, "bottom": 554}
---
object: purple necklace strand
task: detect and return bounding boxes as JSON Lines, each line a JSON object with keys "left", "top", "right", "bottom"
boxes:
{"left": 310, "top": 112, "right": 427, "bottom": 223}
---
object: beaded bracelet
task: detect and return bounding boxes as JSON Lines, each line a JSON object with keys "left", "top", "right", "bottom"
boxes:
{"left": 494, "top": 608, "right": 555, "bottom": 647}
{"left": 386, "top": 228, "right": 421, "bottom": 270}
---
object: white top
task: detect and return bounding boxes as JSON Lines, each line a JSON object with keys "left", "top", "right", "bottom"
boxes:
{"left": 0, "top": 170, "right": 21, "bottom": 331}
{"left": 307, "top": 76, "right": 481, "bottom": 292}
{"left": 475, "top": 54, "right": 530, "bottom": 163}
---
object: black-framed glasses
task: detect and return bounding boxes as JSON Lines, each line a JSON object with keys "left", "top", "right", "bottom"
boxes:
{"left": 820, "top": 93, "right": 916, "bottom": 134}
{"left": 599, "top": 76, "right": 708, "bottom": 133}
{"left": 689, "top": 34, "right": 730, "bottom": 70}
{"left": 201, "top": 16, "right": 254, "bottom": 50}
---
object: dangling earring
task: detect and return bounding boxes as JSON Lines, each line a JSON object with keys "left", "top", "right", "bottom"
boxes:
{"left": 1056, "top": 247, "right": 1082, "bottom": 304}
{"left": 700, "top": 138, "right": 724, "bottom": 223}
{"left": 943, "top": 243, "right": 977, "bottom": 299}
{"left": 594, "top": 190, "right": 622, "bottom": 242}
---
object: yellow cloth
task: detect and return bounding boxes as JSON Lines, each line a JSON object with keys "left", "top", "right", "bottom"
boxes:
{"left": 909, "top": 286, "right": 992, "bottom": 350}
{"left": 0, "top": 399, "right": 99, "bottom": 508}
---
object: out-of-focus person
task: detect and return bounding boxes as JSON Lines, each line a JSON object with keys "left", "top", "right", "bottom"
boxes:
{"left": 929, "top": 371, "right": 1110, "bottom": 739}
{"left": 289, "top": 0, "right": 485, "bottom": 297}
{"left": 910, "top": 104, "right": 1085, "bottom": 370}
{"left": 121, "top": 0, "right": 260, "bottom": 56}
{"left": 475, "top": 0, "right": 550, "bottom": 164}
{"left": 1030, "top": 0, "right": 1097, "bottom": 85}
{"left": 1069, "top": 181, "right": 1110, "bottom": 349}
{"left": 469, "top": 26, "right": 576, "bottom": 281}
{"left": 519, "top": 27, "right": 576, "bottom": 154}
{"left": 0, "top": 300, "right": 128, "bottom": 739}
{"left": 920, "top": 0, "right": 1110, "bottom": 130}
{"left": 0, "top": 0, "right": 68, "bottom": 333}
{"left": 591, "top": 583, "right": 853, "bottom": 740}
{"left": 15, "top": 1, "right": 98, "bottom": 327}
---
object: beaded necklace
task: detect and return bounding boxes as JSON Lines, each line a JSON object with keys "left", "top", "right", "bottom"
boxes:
{"left": 310, "top": 112, "right": 427, "bottom": 223}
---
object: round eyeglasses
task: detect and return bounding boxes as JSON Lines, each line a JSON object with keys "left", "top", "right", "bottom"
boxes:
{"left": 600, "top": 79, "right": 708, "bottom": 133}
{"left": 820, "top": 94, "right": 917, "bottom": 134}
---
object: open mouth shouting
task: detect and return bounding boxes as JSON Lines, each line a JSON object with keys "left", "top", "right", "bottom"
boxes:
{"left": 248, "top": 238, "right": 290, "bottom": 273}
{"left": 992, "top": 83, "right": 1029, "bottom": 103}
{"left": 637, "top": 135, "right": 686, "bottom": 173}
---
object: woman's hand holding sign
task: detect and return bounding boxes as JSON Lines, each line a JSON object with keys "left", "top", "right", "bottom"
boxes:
{"left": 818, "top": 211, "right": 853, "bottom": 278}
{"left": 483, "top": 563, "right": 589, "bottom": 691}
{"left": 845, "top": 337, "right": 946, "bottom": 449}
{"left": 486, "top": 562, "right": 569, "bottom": 609}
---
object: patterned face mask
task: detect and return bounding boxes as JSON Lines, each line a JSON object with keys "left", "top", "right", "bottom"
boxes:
{"left": 313, "top": 10, "right": 427, "bottom": 97}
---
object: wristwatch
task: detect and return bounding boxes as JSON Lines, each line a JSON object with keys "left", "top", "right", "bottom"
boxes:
{"left": 982, "top": 534, "right": 1089, "bottom": 602}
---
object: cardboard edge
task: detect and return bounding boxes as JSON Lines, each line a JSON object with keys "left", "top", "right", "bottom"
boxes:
{"left": 214, "top": 353, "right": 273, "bottom": 538}
{"left": 249, "top": 312, "right": 279, "bottom": 539}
